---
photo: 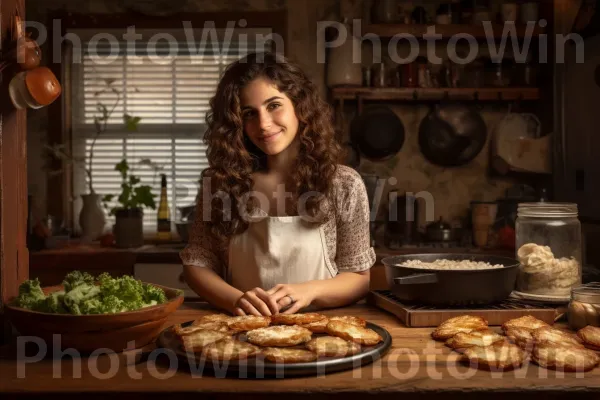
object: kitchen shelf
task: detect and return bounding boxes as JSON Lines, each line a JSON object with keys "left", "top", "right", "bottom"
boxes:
{"left": 363, "top": 23, "right": 545, "bottom": 39}
{"left": 330, "top": 87, "right": 540, "bottom": 101}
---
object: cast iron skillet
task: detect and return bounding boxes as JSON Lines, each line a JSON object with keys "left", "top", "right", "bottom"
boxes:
{"left": 350, "top": 105, "right": 405, "bottom": 161}
{"left": 418, "top": 104, "right": 487, "bottom": 167}
{"left": 381, "top": 254, "right": 519, "bottom": 306}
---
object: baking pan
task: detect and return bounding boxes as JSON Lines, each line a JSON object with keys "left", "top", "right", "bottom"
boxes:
{"left": 155, "top": 320, "right": 392, "bottom": 378}
{"left": 381, "top": 254, "right": 519, "bottom": 306}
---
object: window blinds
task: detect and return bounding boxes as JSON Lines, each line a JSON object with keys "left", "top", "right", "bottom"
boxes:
{"left": 70, "top": 28, "right": 271, "bottom": 233}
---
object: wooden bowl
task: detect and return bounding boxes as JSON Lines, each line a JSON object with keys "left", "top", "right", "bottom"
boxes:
{"left": 4, "top": 283, "right": 183, "bottom": 353}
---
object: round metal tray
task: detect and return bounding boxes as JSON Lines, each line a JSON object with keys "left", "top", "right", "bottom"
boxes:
{"left": 156, "top": 320, "right": 392, "bottom": 378}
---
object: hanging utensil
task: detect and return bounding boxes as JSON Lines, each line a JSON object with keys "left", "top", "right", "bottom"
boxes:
{"left": 350, "top": 105, "right": 405, "bottom": 161}
{"left": 418, "top": 103, "right": 487, "bottom": 167}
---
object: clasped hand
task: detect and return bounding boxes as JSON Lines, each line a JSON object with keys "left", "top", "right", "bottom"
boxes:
{"left": 233, "top": 283, "right": 315, "bottom": 316}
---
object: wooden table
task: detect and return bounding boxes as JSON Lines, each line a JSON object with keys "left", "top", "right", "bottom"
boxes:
{"left": 1, "top": 303, "right": 599, "bottom": 399}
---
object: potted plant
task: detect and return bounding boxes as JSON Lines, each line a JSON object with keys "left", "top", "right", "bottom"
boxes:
{"left": 102, "top": 159, "right": 156, "bottom": 248}
{"left": 45, "top": 77, "right": 141, "bottom": 241}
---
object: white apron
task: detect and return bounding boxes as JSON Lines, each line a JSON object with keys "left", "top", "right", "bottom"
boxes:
{"left": 227, "top": 215, "right": 336, "bottom": 292}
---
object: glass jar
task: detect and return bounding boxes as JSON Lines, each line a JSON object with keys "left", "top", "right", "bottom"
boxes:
{"left": 568, "top": 283, "right": 600, "bottom": 330}
{"left": 515, "top": 202, "right": 582, "bottom": 298}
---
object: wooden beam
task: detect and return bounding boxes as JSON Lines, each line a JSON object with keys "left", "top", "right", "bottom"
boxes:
{"left": 0, "top": 0, "right": 29, "bottom": 305}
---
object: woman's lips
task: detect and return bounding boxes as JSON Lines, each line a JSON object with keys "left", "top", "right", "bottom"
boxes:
{"left": 261, "top": 131, "right": 282, "bottom": 142}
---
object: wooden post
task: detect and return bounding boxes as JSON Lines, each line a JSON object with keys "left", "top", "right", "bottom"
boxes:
{"left": 0, "top": 0, "right": 29, "bottom": 311}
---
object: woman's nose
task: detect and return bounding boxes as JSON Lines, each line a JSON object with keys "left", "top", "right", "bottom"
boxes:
{"left": 258, "top": 110, "right": 272, "bottom": 131}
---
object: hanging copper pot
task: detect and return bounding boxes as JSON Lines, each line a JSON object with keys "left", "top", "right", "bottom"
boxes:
{"left": 17, "top": 37, "right": 42, "bottom": 70}
{"left": 9, "top": 67, "right": 61, "bottom": 109}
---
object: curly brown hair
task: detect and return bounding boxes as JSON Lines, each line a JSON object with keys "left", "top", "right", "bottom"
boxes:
{"left": 202, "top": 52, "right": 341, "bottom": 246}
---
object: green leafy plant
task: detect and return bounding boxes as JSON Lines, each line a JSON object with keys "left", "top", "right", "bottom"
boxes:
{"left": 45, "top": 75, "right": 141, "bottom": 195}
{"left": 101, "top": 159, "right": 157, "bottom": 216}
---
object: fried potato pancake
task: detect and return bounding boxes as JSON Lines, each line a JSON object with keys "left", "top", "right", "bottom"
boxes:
{"left": 302, "top": 315, "right": 367, "bottom": 333}
{"left": 501, "top": 315, "right": 549, "bottom": 334}
{"left": 577, "top": 325, "right": 600, "bottom": 351}
{"left": 305, "top": 336, "right": 362, "bottom": 357}
{"left": 271, "top": 313, "right": 327, "bottom": 326}
{"left": 246, "top": 325, "right": 313, "bottom": 347}
{"left": 262, "top": 347, "right": 318, "bottom": 363}
{"left": 331, "top": 315, "right": 367, "bottom": 327}
{"left": 181, "top": 329, "right": 231, "bottom": 352}
{"left": 201, "top": 339, "right": 261, "bottom": 361}
{"left": 172, "top": 322, "right": 231, "bottom": 336}
{"left": 325, "top": 320, "right": 383, "bottom": 346}
{"left": 446, "top": 329, "right": 504, "bottom": 352}
{"left": 504, "top": 327, "right": 535, "bottom": 350}
{"left": 532, "top": 342, "right": 600, "bottom": 372}
{"left": 431, "top": 315, "right": 488, "bottom": 341}
{"left": 531, "top": 326, "right": 584, "bottom": 348}
{"left": 302, "top": 318, "right": 329, "bottom": 333}
{"left": 192, "top": 313, "right": 233, "bottom": 325}
{"left": 226, "top": 315, "right": 271, "bottom": 333}
{"left": 462, "top": 342, "right": 526, "bottom": 371}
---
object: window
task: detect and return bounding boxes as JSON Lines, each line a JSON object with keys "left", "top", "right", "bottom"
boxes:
{"left": 70, "top": 28, "right": 272, "bottom": 233}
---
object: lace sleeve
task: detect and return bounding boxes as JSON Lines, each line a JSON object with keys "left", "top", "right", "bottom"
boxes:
{"left": 333, "top": 167, "right": 376, "bottom": 272}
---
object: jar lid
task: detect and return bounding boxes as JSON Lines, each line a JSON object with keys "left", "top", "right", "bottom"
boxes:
{"left": 518, "top": 202, "right": 578, "bottom": 218}
{"left": 571, "top": 282, "right": 600, "bottom": 304}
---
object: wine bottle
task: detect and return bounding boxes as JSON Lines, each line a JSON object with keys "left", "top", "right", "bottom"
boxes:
{"left": 157, "top": 174, "right": 172, "bottom": 240}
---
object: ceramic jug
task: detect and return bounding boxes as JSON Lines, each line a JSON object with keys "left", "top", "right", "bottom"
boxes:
{"left": 79, "top": 193, "right": 106, "bottom": 241}
{"left": 327, "top": 21, "right": 362, "bottom": 87}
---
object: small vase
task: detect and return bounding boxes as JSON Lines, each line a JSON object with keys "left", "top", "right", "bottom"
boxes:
{"left": 79, "top": 193, "right": 106, "bottom": 241}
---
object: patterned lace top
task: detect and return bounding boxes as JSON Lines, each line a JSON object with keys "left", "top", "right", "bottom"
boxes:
{"left": 179, "top": 165, "right": 376, "bottom": 277}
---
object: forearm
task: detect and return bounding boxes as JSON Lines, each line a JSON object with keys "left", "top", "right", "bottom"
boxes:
{"left": 182, "top": 265, "right": 243, "bottom": 314}
{"left": 310, "top": 271, "right": 370, "bottom": 309}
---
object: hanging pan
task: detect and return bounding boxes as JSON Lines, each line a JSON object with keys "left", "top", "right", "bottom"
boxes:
{"left": 418, "top": 103, "right": 487, "bottom": 167}
{"left": 350, "top": 105, "right": 405, "bottom": 161}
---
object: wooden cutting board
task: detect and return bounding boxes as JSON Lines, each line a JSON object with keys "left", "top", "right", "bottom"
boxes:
{"left": 366, "top": 290, "right": 563, "bottom": 327}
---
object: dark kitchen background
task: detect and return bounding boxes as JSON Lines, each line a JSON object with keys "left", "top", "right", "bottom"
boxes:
{"left": 22, "top": 0, "right": 600, "bottom": 279}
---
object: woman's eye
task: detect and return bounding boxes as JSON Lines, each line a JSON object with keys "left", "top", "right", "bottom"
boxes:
{"left": 267, "top": 103, "right": 281, "bottom": 111}
{"left": 242, "top": 110, "right": 255, "bottom": 119}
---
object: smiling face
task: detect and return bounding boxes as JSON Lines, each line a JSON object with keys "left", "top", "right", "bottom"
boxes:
{"left": 240, "top": 77, "right": 299, "bottom": 157}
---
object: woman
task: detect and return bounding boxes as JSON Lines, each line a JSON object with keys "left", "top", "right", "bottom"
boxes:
{"left": 181, "top": 52, "right": 375, "bottom": 316}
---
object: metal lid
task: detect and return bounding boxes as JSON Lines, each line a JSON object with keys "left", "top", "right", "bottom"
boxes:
{"left": 571, "top": 282, "right": 600, "bottom": 304}
{"left": 518, "top": 202, "right": 578, "bottom": 218}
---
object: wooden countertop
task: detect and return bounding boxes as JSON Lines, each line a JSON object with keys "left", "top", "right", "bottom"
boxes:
{"left": 29, "top": 242, "right": 186, "bottom": 264}
{"left": 1, "top": 303, "right": 598, "bottom": 399}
